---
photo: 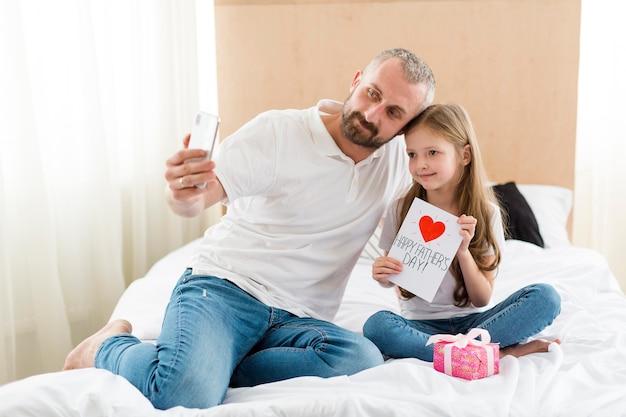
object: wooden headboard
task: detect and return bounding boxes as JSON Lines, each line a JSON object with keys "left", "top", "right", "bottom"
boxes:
{"left": 213, "top": 0, "right": 581, "bottom": 191}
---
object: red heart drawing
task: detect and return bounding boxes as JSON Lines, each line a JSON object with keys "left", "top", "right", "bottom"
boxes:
{"left": 419, "top": 216, "right": 446, "bottom": 242}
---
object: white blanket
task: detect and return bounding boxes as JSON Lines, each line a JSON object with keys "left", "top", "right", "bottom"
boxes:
{"left": 1, "top": 240, "right": 625, "bottom": 417}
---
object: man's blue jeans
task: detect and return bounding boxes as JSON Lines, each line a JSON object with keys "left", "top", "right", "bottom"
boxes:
{"left": 95, "top": 270, "right": 383, "bottom": 410}
{"left": 362, "top": 283, "right": 561, "bottom": 361}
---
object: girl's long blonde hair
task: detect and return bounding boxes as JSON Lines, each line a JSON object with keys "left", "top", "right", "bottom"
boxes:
{"left": 397, "top": 103, "right": 502, "bottom": 307}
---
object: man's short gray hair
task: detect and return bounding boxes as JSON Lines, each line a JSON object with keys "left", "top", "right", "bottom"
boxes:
{"left": 365, "top": 48, "right": 436, "bottom": 110}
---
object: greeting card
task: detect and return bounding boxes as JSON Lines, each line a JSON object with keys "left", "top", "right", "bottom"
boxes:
{"left": 388, "top": 198, "right": 462, "bottom": 302}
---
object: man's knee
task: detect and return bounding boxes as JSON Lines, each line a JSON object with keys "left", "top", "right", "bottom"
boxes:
{"left": 332, "top": 332, "right": 384, "bottom": 375}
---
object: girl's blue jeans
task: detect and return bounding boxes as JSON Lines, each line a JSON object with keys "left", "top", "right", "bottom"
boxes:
{"left": 95, "top": 270, "right": 383, "bottom": 410}
{"left": 362, "top": 283, "right": 561, "bottom": 362}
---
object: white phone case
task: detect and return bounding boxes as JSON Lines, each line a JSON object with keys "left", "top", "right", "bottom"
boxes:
{"left": 189, "top": 111, "right": 220, "bottom": 159}
{"left": 188, "top": 111, "right": 220, "bottom": 188}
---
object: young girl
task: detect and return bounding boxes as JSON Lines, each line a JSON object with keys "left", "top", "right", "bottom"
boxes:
{"left": 362, "top": 103, "right": 561, "bottom": 361}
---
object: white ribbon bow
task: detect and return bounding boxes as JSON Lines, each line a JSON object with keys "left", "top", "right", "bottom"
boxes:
{"left": 426, "top": 328, "right": 496, "bottom": 377}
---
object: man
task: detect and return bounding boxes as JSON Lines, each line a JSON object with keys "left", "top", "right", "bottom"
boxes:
{"left": 64, "top": 48, "right": 435, "bottom": 410}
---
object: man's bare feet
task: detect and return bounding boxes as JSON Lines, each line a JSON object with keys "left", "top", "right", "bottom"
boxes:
{"left": 500, "top": 338, "right": 561, "bottom": 359}
{"left": 63, "top": 319, "right": 133, "bottom": 370}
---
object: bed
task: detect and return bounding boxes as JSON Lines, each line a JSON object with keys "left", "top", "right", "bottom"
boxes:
{"left": 1, "top": 183, "right": 625, "bottom": 417}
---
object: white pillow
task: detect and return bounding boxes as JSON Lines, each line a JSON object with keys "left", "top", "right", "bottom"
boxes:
{"left": 516, "top": 184, "right": 573, "bottom": 248}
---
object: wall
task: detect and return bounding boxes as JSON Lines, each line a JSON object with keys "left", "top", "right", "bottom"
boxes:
{"left": 213, "top": 0, "right": 581, "bottom": 193}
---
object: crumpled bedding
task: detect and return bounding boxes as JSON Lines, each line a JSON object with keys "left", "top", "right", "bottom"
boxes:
{"left": 1, "top": 240, "right": 625, "bottom": 417}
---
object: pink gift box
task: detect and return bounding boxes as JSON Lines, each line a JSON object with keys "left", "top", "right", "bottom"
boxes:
{"left": 427, "top": 328, "right": 499, "bottom": 380}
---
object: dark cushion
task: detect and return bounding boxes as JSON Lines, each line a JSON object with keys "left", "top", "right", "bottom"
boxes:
{"left": 492, "top": 181, "right": 545, "bottom": 247}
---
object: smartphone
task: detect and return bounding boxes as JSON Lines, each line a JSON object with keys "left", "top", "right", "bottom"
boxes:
{"left": 189, "top": 111, "right": 220, "bottom": 159}
{"left": 188, "top": 111, "right": 220, "bottom": 188}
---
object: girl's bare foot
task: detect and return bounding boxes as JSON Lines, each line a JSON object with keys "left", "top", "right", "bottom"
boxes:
{"left": 500, "top": 338, "right": 560, "bottom": 358}
{"left": 63, "top": 319, "right": 133, "bottom": 370}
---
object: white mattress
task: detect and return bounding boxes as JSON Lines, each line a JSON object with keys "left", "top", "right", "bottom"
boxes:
{"left": 1, "top": 238, "right": 625, "bottom": 417}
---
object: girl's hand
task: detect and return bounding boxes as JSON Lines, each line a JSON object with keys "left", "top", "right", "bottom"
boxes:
{"left": 457, "top": 214, "right": 477, "bottom": 253}
{"left": 372, "top": 255, "right": 403, "bottom": 286}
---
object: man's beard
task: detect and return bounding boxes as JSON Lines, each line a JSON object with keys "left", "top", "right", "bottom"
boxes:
{"left": 341, "top": 110, "right": 389, "bottom": 150}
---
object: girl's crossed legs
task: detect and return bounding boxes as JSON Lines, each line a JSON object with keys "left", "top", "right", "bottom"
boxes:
{"left": 363, "top": 283, "right": 561, "bottom": 361}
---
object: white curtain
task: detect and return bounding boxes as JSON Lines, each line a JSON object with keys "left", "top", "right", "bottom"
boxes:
{"left": 574, "top": 0, "right": 626, "bottom": 290}
{"left": 0, "top": 0, "right": 220, "bottom": 384}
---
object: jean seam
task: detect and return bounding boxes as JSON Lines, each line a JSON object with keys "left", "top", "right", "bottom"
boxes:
{"left": 150, "top": 284, "right": 186, "bottom": 403}
{"left": 477, "top": 286, "right": 556, "bottom": 346}
{"left": 245, "top": 321, "right": 330, "bottom": 361}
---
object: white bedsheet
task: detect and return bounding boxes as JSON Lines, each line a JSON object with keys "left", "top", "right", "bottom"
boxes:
{"left": 1, "top": 240, "right": 625, "bottom": 417}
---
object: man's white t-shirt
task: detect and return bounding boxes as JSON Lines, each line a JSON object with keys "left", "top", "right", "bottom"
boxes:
{"left": 188, "top": 100, "right": 411, "bottom": 321}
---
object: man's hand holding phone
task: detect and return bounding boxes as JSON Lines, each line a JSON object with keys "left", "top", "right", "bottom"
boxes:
{"left": 165, "top": 111, "right": 222, "bottom": 217}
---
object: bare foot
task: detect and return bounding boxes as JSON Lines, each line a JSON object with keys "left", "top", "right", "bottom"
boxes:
{"left": 63, "top": 319, "right": 132, "bottom": 370}
{"left": 500, "top": 338, "right": 561, "bottom": 359}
